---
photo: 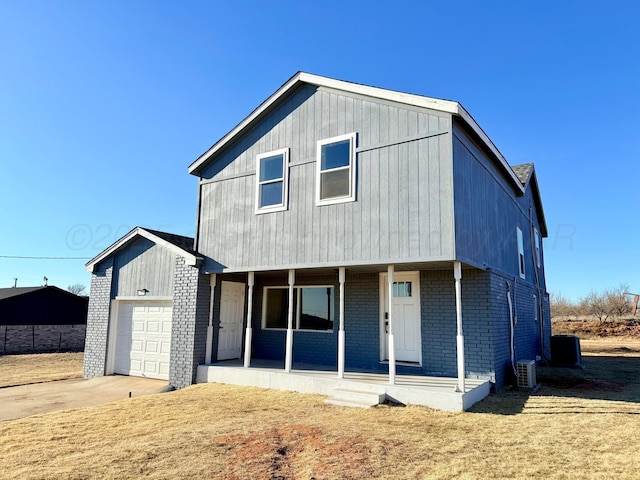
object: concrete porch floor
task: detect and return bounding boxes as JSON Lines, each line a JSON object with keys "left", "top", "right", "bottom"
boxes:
{"left": 196, "top": 359, "right": 491, "bottom": 411}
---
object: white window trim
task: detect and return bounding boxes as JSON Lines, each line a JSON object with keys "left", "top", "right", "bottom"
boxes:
{"left": 534, "top": 228, "right": 541, "bottom": 268}
{"left": 316, "top": 132, "right": 357, "bottom": 206}
{"left": 255, "top": 148, "right": 289, "bottom": 214}
{"left": 517, "top": 227, "right": 526, "bottom": 279}
{"left": 261, "top": 285, "right": 335, "bottom": 333}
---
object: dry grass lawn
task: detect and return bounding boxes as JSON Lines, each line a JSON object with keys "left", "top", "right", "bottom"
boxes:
{"left": 2, "top": 341, "right": 640, "bottom": 479}
{"left": 0, "top": 352, "right": 83, "bottom": 388}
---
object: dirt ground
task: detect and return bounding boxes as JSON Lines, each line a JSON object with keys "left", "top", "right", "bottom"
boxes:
{"left": 1, "top": 340, "right": 640, "bottom": 479}
{"left": 0, "top": 351, "right": 83, "bottom": 388}
{"left": 552, "top": 317, "right": 640, "bottom": 338}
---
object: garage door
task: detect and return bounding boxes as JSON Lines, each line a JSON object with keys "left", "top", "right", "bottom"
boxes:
{"left": 113, "top": 301, "right": 172, "bottom": 380}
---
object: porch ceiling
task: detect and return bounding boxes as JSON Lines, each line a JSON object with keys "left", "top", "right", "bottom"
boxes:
{"left": 246, "top": 261, "right": 473, "bottom": 278}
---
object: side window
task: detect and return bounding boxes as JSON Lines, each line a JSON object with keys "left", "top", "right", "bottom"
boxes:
{"left": 256, "top": 148, "right": 289, "bottom": 213}
{"left": 316, "top": 132, "right": 356, "bottom": 205}
{"left": 517, "top": 227, "right": 525, "bottom": 279}
{"left": 534, "top": 229, "right": 541, "bottom": 268}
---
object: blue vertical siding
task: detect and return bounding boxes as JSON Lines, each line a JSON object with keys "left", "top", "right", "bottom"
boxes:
{"left": 198, "top": 85, "right": 455, "bottom": 272}
{"left": 453, "top": 123, "right": 546, "bottom": 293}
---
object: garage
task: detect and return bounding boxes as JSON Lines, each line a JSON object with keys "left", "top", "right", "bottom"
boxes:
{"left": 113, "top": 300, "right": 173, "bottom": 380}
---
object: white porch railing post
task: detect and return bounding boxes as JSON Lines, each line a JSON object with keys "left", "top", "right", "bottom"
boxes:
{"left": 337, "top": 267, "right": 346, "bottom": 379}
{"left": 205, "top": 274, "right": 216, "bottom": 364}
{"left": 243, "top": 272, "right": 255, "bottom": 368}
{"left": 388, "top": 265, "right": 396, "bottom": 385}
{"left": 454, "top": 261, "right": 466, "bottom": 392}
{"left": 285, "top": 269, "right": 295, "bottom": 373}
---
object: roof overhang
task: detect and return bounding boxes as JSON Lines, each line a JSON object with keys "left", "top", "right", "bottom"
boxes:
{"left": 187, "top": 72, "right": 525, "bottom": 194}
{"left": 527, "top": 169, "right": 548, "bottom": 237}
{"left": 85, "top": 227, "right": 201, "bottom": 273}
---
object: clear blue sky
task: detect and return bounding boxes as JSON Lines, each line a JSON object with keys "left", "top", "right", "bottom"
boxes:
{"left": 1, "top": 1, "right": 638, "bottom": 301}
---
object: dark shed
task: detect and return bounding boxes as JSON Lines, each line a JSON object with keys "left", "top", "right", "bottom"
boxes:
{"left": 0, "top": 286, "right": 88, "bottom": 326}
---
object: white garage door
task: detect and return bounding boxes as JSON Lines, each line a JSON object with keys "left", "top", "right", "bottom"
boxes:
{"left": 114, "top": 301, "right": 172, "bottom": 380}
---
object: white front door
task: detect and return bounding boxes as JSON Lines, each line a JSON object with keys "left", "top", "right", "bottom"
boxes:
{"left": 217, "top": 281, "right": 245, "bottom": 360}
{"left": 380, "top": 272, "right": 422, "bottom": 364}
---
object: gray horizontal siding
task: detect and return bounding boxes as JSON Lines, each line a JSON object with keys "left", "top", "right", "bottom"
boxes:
{"left": 113, "top": 238, "right": 175, "bottom": 297}
{"left": 198, "top": 85, "right": 455, "bottom": 272}
{"left": 452, "top": 124, "right": 545, "bottom": 287}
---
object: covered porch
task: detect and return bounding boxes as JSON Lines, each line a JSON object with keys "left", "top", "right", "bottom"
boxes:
{"left": 198, "top": 260, "right": 492, "bottom": 411}
{"left": 197, "top": 359, "right": 490, "bottom": 411}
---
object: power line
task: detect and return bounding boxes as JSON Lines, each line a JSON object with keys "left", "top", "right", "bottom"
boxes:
{"left": 0, "top": 255, "right": 91, "bottom": 260}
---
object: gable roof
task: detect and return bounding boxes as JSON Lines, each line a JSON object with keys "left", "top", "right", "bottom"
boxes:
{"left": 85, "top": 227, "right": 200, "bottom": 273}
{"left": 512, "top": 163, "right": 534, "bottom": 184}
{"left": 188, "top": 72, "right": 525, "bottom": 195}
{"left": 0, "top": 286, "right": 44, "bottom": 300}
{"left": 512, "top": 163, "right": 548, "bottom": 237}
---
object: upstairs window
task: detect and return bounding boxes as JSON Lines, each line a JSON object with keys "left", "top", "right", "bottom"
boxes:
{"left": 316, "top": 132, "right": 356, "bottom": 205}
{"left": 256, "top": 148, "right": 289, "bottom": 213}
{"left": 517, "top": 227, "right": 526, "bottom": 279}
{"left": 534, "top": 229, "right": 541, "bottom": 268}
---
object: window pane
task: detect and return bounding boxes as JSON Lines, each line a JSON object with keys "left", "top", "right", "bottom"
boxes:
{"left": 265, "top": 289, "right": 288, "bottom": 328}
{"left": 299, "top": 287, "right": 334, "bottom": 330}
{"left": 392, "top": 282, "right": 412, "bottom": 297}
{"left": 321, "top": 140, "right": 350, "bottom": 170}
{"left": 260, "top": 181, "right": 283, "bottom": 207}
{"left": 320, "top": 169, "right": 350, "bottom": 199}
{"left": 260, "top": 154, "right": 283, "bottom": 182}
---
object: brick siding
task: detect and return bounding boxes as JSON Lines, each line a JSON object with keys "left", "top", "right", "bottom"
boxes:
{"left": 0, "top": 324, "right": 85, "bottom": 354}
{"left": 169, "top": 256, "right": 210, "bottom": 389}
{"left": 83, "top": 259, "right": 113, "bottom": 378}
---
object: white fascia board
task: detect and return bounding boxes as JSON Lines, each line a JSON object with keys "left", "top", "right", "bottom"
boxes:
{"left": 188, "top": 72, "right": 303, "bottom": 175}
{"left": 135, "top": 229, "right": 200, "bottom": 267}
{"left": 189, "top": 72, "right": 525, "bottom": 196}
{"left": 188, "top": 72, "right": 461, "bottom": 176}
{"left": 456, "top": 105, "right": 525, "bottom": 195}
{"left": 300, "top": 72, "right": 461, "bottom": 114}
{"left": 85, "top": 227, "right": 141, "bottom": 272}
{"left": 85, "top": 227, "right": 199, "bottom": 272}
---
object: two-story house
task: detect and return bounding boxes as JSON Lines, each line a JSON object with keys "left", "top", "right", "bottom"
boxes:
{"left": 84, "top": 72, "right": 550, "bottom": 411}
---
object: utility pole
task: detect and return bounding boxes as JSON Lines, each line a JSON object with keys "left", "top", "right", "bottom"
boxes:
{"left": 625, "top": 292, "right": 640, "bottom": 316}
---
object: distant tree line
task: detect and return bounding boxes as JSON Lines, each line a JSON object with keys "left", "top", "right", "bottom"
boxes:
{"left": 550, "top": 284, "right": 634, "bottom": 323}
{"left": 67, "top": 283, "right": 87, "bottom": 296}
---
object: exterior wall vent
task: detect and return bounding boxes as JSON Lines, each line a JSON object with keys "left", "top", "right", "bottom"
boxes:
{"left": 517, "top": 360, "right": 536, "bottom": 389}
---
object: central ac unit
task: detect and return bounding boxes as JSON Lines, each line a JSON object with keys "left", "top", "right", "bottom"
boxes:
{"left": 517, "top": 360, "right": 536, "bottom": 389}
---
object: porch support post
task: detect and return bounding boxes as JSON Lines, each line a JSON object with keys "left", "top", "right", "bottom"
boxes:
{"left": 337, "top": 267, "right": 346, "bottom": 379}
{"left": 205, "top": 274, "right": 217, "bottom": 364}
{"left": 284, "top": 269, "right": 295, "bottom": 373}
{"left": 454, "top": 261, "right": 466, "bottom": 392}
{"left": 243, "top": 271, "right": 255, "bottom": 368}
{"left": 387, "top": 265, "right": 396, "bottom": 385}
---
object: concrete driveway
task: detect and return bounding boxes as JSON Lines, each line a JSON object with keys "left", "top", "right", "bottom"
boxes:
{"left": 0, "top": 376, "right": 170, "bottom": 421}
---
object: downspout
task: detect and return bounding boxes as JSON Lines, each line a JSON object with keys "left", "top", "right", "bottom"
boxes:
{"left": 506, "top": 281, "right": 518, "bottom": 378}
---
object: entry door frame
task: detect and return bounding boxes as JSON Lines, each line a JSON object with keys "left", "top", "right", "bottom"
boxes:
{"left": 217, "top": 280, "right": 246, "bottom": 361}
{"left": 378, "top": 271, "right": 422, "bottom": 366}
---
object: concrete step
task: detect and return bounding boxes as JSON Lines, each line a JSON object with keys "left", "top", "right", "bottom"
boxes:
{"left": 324, "top": 398, "right": 378, "bottom": 409}
{"left": 324, "top": 388, "right": 386, "bottom": 408}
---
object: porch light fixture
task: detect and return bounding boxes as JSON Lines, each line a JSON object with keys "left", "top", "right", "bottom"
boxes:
{"left": 137, "top": 288, "right": 149, "bottom": 296}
